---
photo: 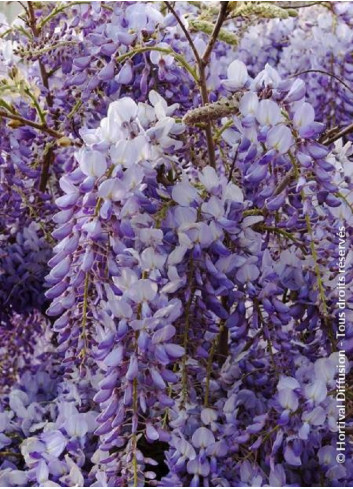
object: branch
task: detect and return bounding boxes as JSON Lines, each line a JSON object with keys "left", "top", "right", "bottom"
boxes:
{"left": 160, "top": 3, "right": 230, "bottom": 169}
{"left": 199, "top": 88, "right": 216, "bottom": 167}
{"left": 0, "top": 110, "right": 63, "bottom": 138}
{"left": 201, "top": 2, "right": 229, "bottom": 66}
{"left": 0, "top": 451, "right": 22, "bottom": 458}
{"left": 198, "top": 2, "right": 229, "bottom": 168}
{"left": 277, "top": 1, "right": 327, "bottom": 8}
{"left": 291, "top": 69, "right": 353, "bottom": 95}
{"left": 39, "top": 145, "right": 55, "bottom": 191}
{"left": 164, "top": 2, "right": 229, "bottom": 169}
{"left": 322, "top": 122, "right": 353, "bottom": 146}
{"left": 116, "top": 46, "right": 198, "bottom": 82}
{"left": 27, "top": 2, "right": 39, "bottom": 36}
{"left": 164, "top": 2, "right": 202, "bottom": 66}
{"left": 26, "top": 1, "right": 59, "bottom": 197}
{"left": 274, "top": 168, "right": 295, "bottom": 195}
{"left": 28, "top": 2, "right": 54, "bottom": 108}
{"left": 228, "top": 147, "right": 239, "bottom": 182}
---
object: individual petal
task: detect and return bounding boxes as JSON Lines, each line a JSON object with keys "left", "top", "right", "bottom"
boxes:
{"left": 98, "top": 179, "right": 126, "bottom": 201}
{"left": 269, "top": 464, "right": 286, "bottom": 487}
{"left": 199, "top": 166, "right": 220, "bottom": 193}
{"left": 36, "top": 460, "right": 49, "bottom": 485}
{"left": 66, "top": 415, "right": 89, "bottom": 438}
{"left": 164, "top": 343, "right": 184, "bottom": 358}
{"left": 126, "top": 279, "right": 158, "bottom": 303}
{"left": 223, "top": 60, "right": 249, "bottom": 90}
{"left": 187, "top": 457, "right": 210, "bottom": 477}
{"left": 172, "top": 180, "right": 199, "bottom": 206}
{"left": 278, "top": 388, "right": 299, "bottom": 411}
{"left": 192, "top": 427, "right": 215, "bottom": 449}
{"left": 314, "top": 357, "right": 336, "bottom": 383}
{"left": 277, "top": 376, "right": 300, "bottom": 391}
{"left": 256, "top": 100, "right": 283, "bottom": 126}
{"left": 223, "top": 182, "right": 244, "bottom": 203}
{"left": 239, "top": 92, "right": 259, "bottom": 116}
{"left": 201, "top": 408, "right": 218, "bottom": 425}
{"left": 293, "top": 102, "right": 315, "bottom": 129}
{"left": 140, "top": 247, "right": 167, "bottom": 270}
{"left": 152, "top": 325, "right": 176, "bottom": 344}
{"left": 244, "top": 161, "right": 269, "bottom": 183}
{"left": 115, "top": 60, "right": 133, "bottom": 84}
{"left": 303, "top": 406, "right": 326, "bottom": 426}
{"left": 146, "top": 423, "right": 159, "bottom": 441}
{"left": 284, "top": 444, "right": 301, "bottom": 466}
{"left": 107, "top": 97, "right": 138, "bottom": 125}
{"left": 304, "top": 381, "right": 327, "bottom": 404}
{"left": 167, "top": 246, "right": 188, "bottom": 266}
{"left": 103, "top": 346, "right": 124, "bottom": 368}
{"left": 112, "top": 269, "right": 138, "bottom": 292}
{"left": 252, "top": 63, "right": 281, "bottom": 89}
{"left": 49, "top": 256, "right": 71, "bottom": 280}
{"left": 76, "top": 149, "right": 107, "bottom": 178}
{"left": 318, "top": 445, "right": 336, "bottom": 467}
{"left": 266, "top": 125, "right": 294, "bottom": 154}
{"left": 285, "top": 79, "right": 306, "bottom": 102}
{"left": 236, "top": 263, "right": 260, "bottom": 283}
{"left": 73, "top": 56, "right": 91, "bottom": 69}
{"left": 98, "top": 62, "right": 115, "bottom": 81}
{"left": 41, "top": 430, "right": 66, "bottom": 457}
{"left": 298, "top": 422, "right": 310, "bottom": 440}
{"left": 126, "top": 355, "right": 138, "bottom": 381}
{"left": 150, "top": 368, "right": 166, "bottom": 389}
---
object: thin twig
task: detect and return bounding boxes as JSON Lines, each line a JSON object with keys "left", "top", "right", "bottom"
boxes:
{"left": 319, "top": 124, "right": 339, "bottom": 142}
{"left": 323, "top": 122, "right": 353, "bottom": 146}
{"left": 228, "top": 147, "right": 239, "bottom": 182}
{"left": 164, "top": 2, "right": 202, "bottom": 66}
{"left": 196, "top": 2, "right": 229, "bottom": 168}
{"left": 27, "top": 2, "right": 39, "bottom": 36}
{"left": 39, "top": 145, "right": 55, "bottom": 191}
{"left": 274, "top": 168, "right": 295, "bottom": 195}
{"left": 280, "top": 1, "right": 327, "bottom": 9}
{"left": 18, "top": 1, "right": 29, "bottom": 16}
{"left": 202, "top": 2, "right": 229, "bottom": 167}
{"left": 199, "top": 84, "right": 216, "bottom": 167}
{"left": 0, "top": 451, "right": 22, "bottom": 458}
{"left": 27, "top": 1, "right": 58, "bottom": 193}
{"left": 164, "top": 2, "right": 229, "bottom": 169}
{"left": 28, "top": 2, "right": 54, "bottom": 108}
{"left": 162, "top": 3, "right": 229, "bottom": 169}
{"left": 291, "top": 69, "right": 353, "bottom": 95}
{"left": 201, "top": 2, "right": 229, "bottom": 66}
{"left": 0, "top": 110, "right": 63, "bottom": 138}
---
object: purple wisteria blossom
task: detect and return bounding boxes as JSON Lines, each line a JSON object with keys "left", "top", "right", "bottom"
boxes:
{"left": 0, "top": 1, "right": 352, "bottom": 487}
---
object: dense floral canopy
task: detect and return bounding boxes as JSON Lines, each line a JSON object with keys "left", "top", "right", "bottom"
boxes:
{"left": 0, "top": 1, "right": 352, "bottom": 487}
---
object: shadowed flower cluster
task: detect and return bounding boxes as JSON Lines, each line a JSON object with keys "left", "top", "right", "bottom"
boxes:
{"left": 0, "top": 1, "right": 352, "bottom": 487}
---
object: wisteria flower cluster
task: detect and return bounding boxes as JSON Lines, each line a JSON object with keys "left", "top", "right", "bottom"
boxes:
{"left": 0, "top": 1, "right": 352, "bottom": 487}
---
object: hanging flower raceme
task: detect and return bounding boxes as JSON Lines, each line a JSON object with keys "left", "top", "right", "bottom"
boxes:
{"left": 0, "top": 2, "right": 352, "bottom": 487}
